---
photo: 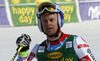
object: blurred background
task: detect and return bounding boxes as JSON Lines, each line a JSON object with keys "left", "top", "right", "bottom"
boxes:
{"left": 0, "top": 0, "right": 100, "bottom": 61}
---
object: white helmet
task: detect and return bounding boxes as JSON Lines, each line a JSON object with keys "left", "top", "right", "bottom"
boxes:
{"left": 36, "top": 2, "right": 64, "bottom": 32}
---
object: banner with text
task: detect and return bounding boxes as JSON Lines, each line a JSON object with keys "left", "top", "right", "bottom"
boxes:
{"left": 9, "top": 0, "right": 78, "bottom": 26}
{"left": 10, "top": 5, "right": 37, "bottom": 26}
{"left": 0, "top": 0, "right": 9, "bottom": 26}
{"left": 59, "top": 3, "right": 78, "bottom": 23}
{"left": 79, "top": 1, "right": 100, "bottom": 21}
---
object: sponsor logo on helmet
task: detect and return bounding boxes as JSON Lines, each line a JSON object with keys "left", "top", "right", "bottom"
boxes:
{"left": 47, "top": 52, "right": 63, "bottom": 59}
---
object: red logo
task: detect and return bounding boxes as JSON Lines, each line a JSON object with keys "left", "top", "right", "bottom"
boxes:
{"left": 80, "top": 55, "right": 91, "bottom": 61}
{"left": 78, "top": 44, "right": 89, "bottom": 49}
{"left": 27, "top": 52, "right": 35, "bottom": 61}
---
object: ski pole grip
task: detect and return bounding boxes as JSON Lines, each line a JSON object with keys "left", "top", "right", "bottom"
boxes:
{"left": 18, "top": 46, "right": 23, "bottom": 52}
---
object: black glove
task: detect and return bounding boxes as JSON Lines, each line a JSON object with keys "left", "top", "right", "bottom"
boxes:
{"left": 16, "top": 34, "right": 31, "bottom": 52}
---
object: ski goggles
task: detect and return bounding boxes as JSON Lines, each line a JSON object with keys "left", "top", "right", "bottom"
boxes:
{"left": 36, "top": 2, "right": 59, "bottom": 16}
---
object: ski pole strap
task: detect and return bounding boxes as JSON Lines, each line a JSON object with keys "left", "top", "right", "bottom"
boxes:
{"left": 18, "top": 50, "right": 28, "bottom": 57}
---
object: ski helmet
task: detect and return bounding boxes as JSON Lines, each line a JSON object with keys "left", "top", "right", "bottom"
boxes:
{"left": 36, "top": 2, "right": 64, "bottom": 32}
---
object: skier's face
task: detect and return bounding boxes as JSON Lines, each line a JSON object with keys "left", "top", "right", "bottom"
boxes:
{"left": 41, "top": 13, "right": 58, "bottom": 37}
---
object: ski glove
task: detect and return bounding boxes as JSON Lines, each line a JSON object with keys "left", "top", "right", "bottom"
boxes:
{"left": 16, "top": 34, "right": 31, "bottom": 52}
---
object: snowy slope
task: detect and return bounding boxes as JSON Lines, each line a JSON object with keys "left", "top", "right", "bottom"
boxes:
{"left": 0, "top": 20, "right": 100, "bottom": 61}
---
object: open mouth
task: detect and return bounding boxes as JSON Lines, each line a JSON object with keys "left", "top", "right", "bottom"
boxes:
{"left": 47, "top": 28, "right": 53, "bottom": 31}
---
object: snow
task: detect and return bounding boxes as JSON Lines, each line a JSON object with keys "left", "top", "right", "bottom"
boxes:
{"left": 0, "top": 20, "right": 100, "bottom": 61}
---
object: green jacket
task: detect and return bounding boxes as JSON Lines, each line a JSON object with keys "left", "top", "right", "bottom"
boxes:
{"left": 37, "top": 35, "right": 80, "bottom": 61}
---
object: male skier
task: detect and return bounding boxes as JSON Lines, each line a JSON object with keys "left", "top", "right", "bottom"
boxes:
{"left": 16, "top": 2, "right": 96, "bottom": 61}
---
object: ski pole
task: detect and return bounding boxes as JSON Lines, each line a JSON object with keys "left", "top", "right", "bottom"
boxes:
{"left": 11, "top": 46, "right": 23, "bottom": 61}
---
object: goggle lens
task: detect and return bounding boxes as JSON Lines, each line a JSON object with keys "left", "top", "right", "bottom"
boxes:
{"left": 37, "top": 3, "right": 55, "bottom": 13}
